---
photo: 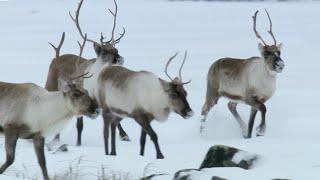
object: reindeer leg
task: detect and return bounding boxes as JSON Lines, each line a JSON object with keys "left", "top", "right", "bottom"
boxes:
{"left": 137, "top": 119, "right": 164, "bottom": 159}
{"left": 201, "top": 93, "right": 219, "bottom": 133}
{"left": 0, "top": 128, "right": 18, "bottom": 174}
{"left": 117, "top": 122, "right": 131, "bottom": 142}
{"left": 247, "top": 107, "right": 258, "bottom": 138}
{"left": 102, "top": 111, "right": 111, "bottom": 155}
{"left": 33, "top": 135, "right": 49, "bottom": 180}
{"left": 140, "top": 128, "right": 147, "bottom": 156}
{"left": 110, "top": 117, "right": 120, "bottom": 156}
{"left": 227, "top": 102, "right": 247, "bottom": 138}
{"left": 247, "top": 97, "right": 267, "bottom": 137}
{"left": 76, "top": 116, "right": 83, "bottom": 146}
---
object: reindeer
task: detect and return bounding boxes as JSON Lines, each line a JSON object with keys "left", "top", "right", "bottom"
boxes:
{"left": 201, "top": 10, "right": 285, "bottom": 138}
{"left": 0, "top": 55, "right": 99, "bottom": 180}
{"left": 97, "top": 51, "right": 194, "bottom": 159}
{"left": 45, "top": 0, "right": 129, "bottom": 146}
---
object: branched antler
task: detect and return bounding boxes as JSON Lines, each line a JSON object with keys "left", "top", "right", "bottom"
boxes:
{"left": 107, "top": 0, "right": 125, "bottom": 46}
{"left": 71, "top": 33, "right": 92, "bottom": 82}
{"left": 49, "top": 32, "right": 65, "bottom": 58}
{"left": 252, "top": 10, "right": 278, "bottom": 46}
{"left": 77, "top": 33, "right": 87, "bottom": 57}
{"left": 252, "top": 10, "right": 267, "bottom": 46}
{"left": 69, "top": 0, "right": 100, "bottom": 44}
{"left": 265, "top": 9, "right": 277, "bottom": 46}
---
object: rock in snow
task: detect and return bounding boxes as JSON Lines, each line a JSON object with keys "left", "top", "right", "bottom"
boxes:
{"left": 173, "top": 169, "right": 227, "bottom": 180}
{"left": 173, "top": 145, "right": 259, "bottom": 179}
{"left": 199, "top": 145, "right": 258, "bottom": 170}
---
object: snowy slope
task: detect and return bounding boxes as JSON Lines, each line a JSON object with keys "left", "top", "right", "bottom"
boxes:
{"left": 0, "top": 0, "right": 320, "bottom": 179}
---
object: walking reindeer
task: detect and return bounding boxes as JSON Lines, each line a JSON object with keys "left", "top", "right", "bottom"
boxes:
{"left": 45, "top": 0, "right": 130, "bottom": 146}
{"left": 97, "top": 51, "right": 194, "bottom": 159}
{"left": 201, "top": 10, "right": 285, "bottom": 138}
{"left": 0, "top": 36, "right": 99, "bottom": 179}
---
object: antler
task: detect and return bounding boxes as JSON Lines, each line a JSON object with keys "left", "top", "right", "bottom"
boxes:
{"left": 77, "top": 33, "right": 87, "bottom": 57}
{"left": 49, "top": 32, "right": 65, "bottom": 58}
{"left": 164, "top": 51, "right": 191, "bottom": 85}
{"left": 106, "top": 0, "right": 125, "bottom": 46}
{"left": 252, "top": 10, "right": 267, "bottom": 46}
{"left": 265, "top": 9, "right": 277, "bottom": 46}
{"left": 71, "top": 33, "right": 93, "bottom": 82}
{"left": 69, "top": 0, "right": 100, "bottom": 44}
{"left": 164, "top": 52, "right": 179, "bottom": 81}
{"left": 179, "top": 51, "right": 191, "bottom": 85}
{"left": 179, "top": 51, "right": 187, "bottom": 81}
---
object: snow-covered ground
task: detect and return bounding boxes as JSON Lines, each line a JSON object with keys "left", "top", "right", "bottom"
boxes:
{"left": 0, "top": 0, "right": 319, "bottom": 179}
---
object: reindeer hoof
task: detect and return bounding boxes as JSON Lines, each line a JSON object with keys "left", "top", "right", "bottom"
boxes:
{"left": 120, "top": 135, "right": 131, "bottom": 142}
{"left": 256, "top": 125, "right": 266, "bottom": 136}
{"left": 241, "top": 129, "right": 248, "bottom": 138}
{"left": 157, "top": 154, "right": 165, "bottom": 159}
{"left": 110, "top": 152, "right": 117, "bottom": 156}
{"left": 243, "top": 134, "right": 250, "bottom": 139}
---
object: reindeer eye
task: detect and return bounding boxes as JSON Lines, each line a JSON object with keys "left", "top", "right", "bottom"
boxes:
{"left": 264, "top": 52, "right": 271, "bottom": 57}
{"left": 277, "top": 51, "right": 281, "bottom": 56}
{"left": 170, "top": 92, "right": 178, "bottom": 99}
{"left": 73, "top": 91, "right": 83, "bottom": 98}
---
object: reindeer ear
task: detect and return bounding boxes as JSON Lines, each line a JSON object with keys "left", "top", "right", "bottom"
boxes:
{"left": 74, "top": 61, "right": 88, "bottom": 76}
{"left": 277, "top": 43, "right": 283, "bottom": 50}
{"left": 58, "top": 78, "right": 71, "bottom": 92}
{"left": 258, "top": 43, "right": 264, "bottom": 52}
{"left": 93, "top": 43, "right": 102, "bottom": 56}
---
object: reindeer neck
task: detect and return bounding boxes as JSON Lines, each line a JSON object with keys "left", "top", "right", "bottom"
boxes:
{"left": 254, "top": 57, "right": 277, "bottom": 77}
{"left": 30, "top": 91, "right": 74, "bottom": 136}
{"left": 43, "top": 92, "right": 74, "bottom": 120}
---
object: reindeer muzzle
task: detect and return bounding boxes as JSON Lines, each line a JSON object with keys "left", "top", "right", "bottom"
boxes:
{"left": 116, "top": 56, "right": 124, "bottom": 65}
{"left": 183, "top": 109, "right": 194, "bottom": 119}
{"left": 85, "top": 108, "right": 101, "bottom": 119}
{"left": 274, "top": 58, "right": 284, "bottom": 73}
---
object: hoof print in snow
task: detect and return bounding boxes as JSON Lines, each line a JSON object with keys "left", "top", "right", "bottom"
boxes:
{"left": 52, "top": 144, "right": 68, "bottom": 154}
{"left": 200, "top": 145, "right": 258, "bottom": 170}
{"left": 173, "top": 169, "right": 227, "bottom": 180}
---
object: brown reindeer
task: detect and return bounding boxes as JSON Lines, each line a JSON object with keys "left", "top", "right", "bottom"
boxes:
{"left": 201, "top": 10, "right": 285, "bottom": 138}
{"left": 0, "top": 36, "right": 99, "bottom": 179}
{"left": 45, "top": 0, "right": 129, "bottom": 147}
{"left": 98, "top": 51, "right": 194, "bottom": 159}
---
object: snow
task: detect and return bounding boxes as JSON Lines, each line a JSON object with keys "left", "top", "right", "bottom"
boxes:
{"left": 231, "top": 150, "right": 257, "bottom": 165}
{"left": 0, "top": 0, "right": 320, "bottom": 179}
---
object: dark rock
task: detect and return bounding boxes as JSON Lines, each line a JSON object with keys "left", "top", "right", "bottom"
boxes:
{"left": 140, "top": 173, "right": 167, "bottom": 180}
{"left": 173, "top": 169, "right": 199, "bottom": 180}
{"left": 173, "top": 169, "right": 227, "bottom": 180}
{"left": 199, "top": 145, "right": 258, "bottom": 170}
{"left": 211, "top": 176, "right": 227, "bottom": 180}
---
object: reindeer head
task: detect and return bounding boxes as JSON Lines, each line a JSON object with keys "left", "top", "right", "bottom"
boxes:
{"left": 164, "top": 51, "right": 194, "bottom": 119}
{"left": 70, "top": 0, "right": 125, "bottom": 66}
{"left": 93, "top": 42, "right": 124, "bottom": 65}
{"left": 59, "top": 76, "right": 100, "bottom": 119}
{"left": 253, "top": 10, "right": 285, "bottom": 73}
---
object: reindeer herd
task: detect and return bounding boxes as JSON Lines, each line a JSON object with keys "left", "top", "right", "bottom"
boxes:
{"left": 0, "top": 0, "right": 285, "bottom": 179}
